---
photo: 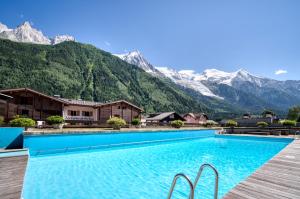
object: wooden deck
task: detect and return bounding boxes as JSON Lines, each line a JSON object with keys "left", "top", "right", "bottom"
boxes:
{"left": 223, "top": 139, "right": 300, "bottom": 199}
{"left": 0, "top": 152, "right": 28, "bottom": 199}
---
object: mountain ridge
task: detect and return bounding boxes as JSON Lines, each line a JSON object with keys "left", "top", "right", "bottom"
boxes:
{"left": 0, "top": 21, "right": 75, "bottom": 45}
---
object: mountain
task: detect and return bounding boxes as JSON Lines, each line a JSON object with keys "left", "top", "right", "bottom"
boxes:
{"left": 0, "top": 21, "right": 75, "bottom": 45}
{"left": 0, "top": 38, "right": 212, "bottom": 114}
{"left": 114, "top": 51, "right": 163, "bottom": 76}
{"left": 115, "top": 51, "right": 300, "bottom": 114}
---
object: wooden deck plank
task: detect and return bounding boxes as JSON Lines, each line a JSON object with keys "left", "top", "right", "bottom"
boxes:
{"left": 0, "top": 154, "right": 28, "bottom": 199}
{"left": 223, "top": 139, "right": 300, "bottom": 199}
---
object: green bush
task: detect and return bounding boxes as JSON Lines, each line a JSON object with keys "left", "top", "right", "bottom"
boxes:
{"left": 226, "top": 120, "right": 238, "bottom": 127}
{"left": 107, "top": 117, "right": 126, "bottom": 130}
{"left": 280, "top": 120, "right": 297, "bottom": 127}
{"left": 171, "top": 120, "right": 184, "bottom": 128}
{"left": 9, "top": 118, "right": 35, "bottom": 128}
{"left": 257, "top": 121, "right": 268, "bottom": 128}
{"left": 131, "top": 118, "right": 141, "bottom": 126}
{"left": 205, "top": 120, "right": 218, "bottom": 127}
{"left": 47, "top": 116, "right": 64, "bottom": 125}
{"left": 0, "top": 116, "right": 4, "bottom": 126}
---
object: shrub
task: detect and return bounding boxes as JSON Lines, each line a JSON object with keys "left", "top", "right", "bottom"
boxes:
{"left": 257, "top": 121, "right": 268, "bottom": 128}
{"left": 107, "top": 117, "right": 126, "bottom": 130}
{"left": 205, "top": 120, "right": 218, "bottom": 127}
{"left": 280, "top": 120, "right": 297, "bottom": 127}
{"left": 47, "top": 116, "right": 64, "bottom": 125}
{"left": 9, "top": 118, "right": 35, "bottom": 128}
{"left": 226, "top": 120, "right": 238, "bottom": 127}
{"left": 131, "top": 118, "right": 141, "bottom": 126}
{"left": 0, "top": 116, "right": 4, "bottom": 126}
{"left": 171, "top": 120, "right": 184, "bottom": 128}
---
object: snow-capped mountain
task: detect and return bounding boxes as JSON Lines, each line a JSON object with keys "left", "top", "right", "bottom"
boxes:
{"left": 116, "top": 50, "right": 300, "bottom": 112}
{"left": 114, "top": 51, "right": 163, "bottom": 76}
{"left": 0, "top": 21, "right": 75, "bottom": 45}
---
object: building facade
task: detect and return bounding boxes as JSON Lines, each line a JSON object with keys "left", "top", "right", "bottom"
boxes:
{"left": 182, "top": 113, "right": 208, "bottom": 124}
{"left": 0, "top": 88, "right": 143, "bottom": 124}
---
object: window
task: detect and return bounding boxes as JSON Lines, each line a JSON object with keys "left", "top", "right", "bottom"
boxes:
{"left": 114, "top": 114, "right": 120, "bottom": 117}
{"left": 82, "top": 111, "right": 93, "bottom": 117}
{"left": 68, "top": 110, "right": 80, "bottom": 116}
{"left": 117, "top": 106, "right": 121, "bottom": 109}
{"left": 20, "top": 97, "right": 33, "bottom": 105}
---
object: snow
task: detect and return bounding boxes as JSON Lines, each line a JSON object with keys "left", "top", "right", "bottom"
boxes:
{"left": 0, "top": 21, "right": 75, "bottom": 45}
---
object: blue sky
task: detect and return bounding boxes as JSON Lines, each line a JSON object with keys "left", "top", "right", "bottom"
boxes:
{"left": 1, "top": 0, "right": 299, "bottom": 80}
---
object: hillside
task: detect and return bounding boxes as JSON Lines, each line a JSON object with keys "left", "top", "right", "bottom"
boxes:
{"left": 0, "top": 39, "right": 214, "bottom": 114}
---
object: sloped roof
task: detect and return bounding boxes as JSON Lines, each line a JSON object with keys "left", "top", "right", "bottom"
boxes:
{"left": 183, "top": 112, "right": 208, "bottom": 119}
{"left": 146, "top": 112, "right": 183, "bottom": 121}
{"left": 0, "top": 93, "right": 13, "bottom": 100}
{"left": 59, "top": 98, "right": 103, "bottom": 106}
{"left": 98, "top": 100, "right": 143, "bottom": 111}
{"left": 0, "top": 88, "right": 68, "bottom": 104}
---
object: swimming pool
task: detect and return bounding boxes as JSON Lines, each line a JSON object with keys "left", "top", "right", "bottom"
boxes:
{"left": 23, "top": 130, "right": 291, "bottom": 199}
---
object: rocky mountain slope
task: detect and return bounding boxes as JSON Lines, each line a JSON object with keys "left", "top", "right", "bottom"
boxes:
{"left": 115, "top": 51, "right": 300, "bottom": 113}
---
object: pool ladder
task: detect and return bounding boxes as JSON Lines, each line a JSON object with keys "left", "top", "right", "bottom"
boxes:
{"left": 167, "top": 163, "right": 219, "bottom": 199}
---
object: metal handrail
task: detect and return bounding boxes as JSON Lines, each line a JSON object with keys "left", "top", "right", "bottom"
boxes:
{"left": 167, "top": 173, "right": 195, "bottom": 199}
{"left": 191, "top": 163, "right": 219, "bottom": 199}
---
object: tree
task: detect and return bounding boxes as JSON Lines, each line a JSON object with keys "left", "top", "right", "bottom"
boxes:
{"left": 171, "top": 120, "right": 184, "bottom": 128}
{"left": 287, "top": 106, "right": 300, "bottom": 121}
{"left": 107, "top": 117, "right": 126, "bottom": 130}
{"left": 10, "top": 117, "right": 35, "bottom": 130}
{"left": 131, "top": 118, "right": 141, "bottom": 127}
{"left": 280, "top": 120, "right": 297, "bottom": 135}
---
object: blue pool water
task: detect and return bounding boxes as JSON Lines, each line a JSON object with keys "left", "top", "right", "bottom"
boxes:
{"left": 23, "top": 130, "right": 291, "bottom": 199}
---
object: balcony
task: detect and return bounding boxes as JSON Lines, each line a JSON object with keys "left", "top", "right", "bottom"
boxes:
{"left": 64, "top": 116, "right": 94, "bottom": 121}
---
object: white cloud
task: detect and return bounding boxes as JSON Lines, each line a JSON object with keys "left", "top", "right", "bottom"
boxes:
{"left": 104, "top": 41, "right": 111, "bottom": 46}
{"left": 275, "top": 69, "right": 288, "bottom": 75}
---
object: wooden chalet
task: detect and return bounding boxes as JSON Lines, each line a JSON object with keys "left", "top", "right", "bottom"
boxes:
{"left": 182, "top": 113, "right": 208, "bottom": 124}
{"left": 146, "top": 112, "right": 185, "bottom": 123}
{"left": 0, "top": 88, "right": 143, "bottom": 124}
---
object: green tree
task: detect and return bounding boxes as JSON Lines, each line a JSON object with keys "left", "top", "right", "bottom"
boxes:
{"left": 10, "top": 117, "right": 35, "bottom": 130}
{"left": 107, "top": 117, "right": 126, "bottom": 130}
{"left": 131, "top": 118, "right": 141, "bottom": 126}
{"left": 170, "top": 120, "right": 184, "bottom": 128}
{"left": 287, "top": 106, "right": 300, "bottom": 121}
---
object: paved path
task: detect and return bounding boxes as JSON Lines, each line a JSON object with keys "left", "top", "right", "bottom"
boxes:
{"left": 223, "top": 139, "right": 300, "bottom": 199}
{"left": 0, "top": 151, "right": 28, "bottom": 199}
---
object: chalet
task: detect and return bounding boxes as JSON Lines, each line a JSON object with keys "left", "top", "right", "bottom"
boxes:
{"left": 182, "top": 113, "right": 208, "bottom": 124}
{"left": 146, "top": 112, "right": 185, "bottom": 123}
{"left": 0, "top": 88, "right": 143, "bottom": 124}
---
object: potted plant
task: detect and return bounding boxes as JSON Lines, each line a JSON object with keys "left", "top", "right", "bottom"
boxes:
{"left": 47, "top": 115, "right": 65, "bottom": 129}
{"left": 226, "top": 120, "right": 238, "bottom": 133}
{"left": 9, "top": 116, "right": 36, "bottom": 130}
{"left": 107, "top": 117, "right": 126, "bottom": 130}
{"left": 171, "top": 120, "right": 184, "bottom": 129}
{"left": 131, "top": 118, "right": 141, "bottom": 128}
{"left": 280, "top": 120, "right": 296, "bottom": 135}
{"left": 205, "top": 120, "right": 218, "bottom": 127}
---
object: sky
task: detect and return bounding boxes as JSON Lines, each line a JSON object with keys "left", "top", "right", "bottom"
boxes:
{"left": 1, "top": 0, "right": 299, "bottom": 80}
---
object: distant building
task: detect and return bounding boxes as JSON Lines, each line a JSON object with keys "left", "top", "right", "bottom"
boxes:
{"left": 182, "top": 113, "right": 208, "bottom": 124}
{"left": 0, "top": 88, "right": 143, "bottom": 124}
{"left": 146, "top": 112, "right": 185, "bottom": 123}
